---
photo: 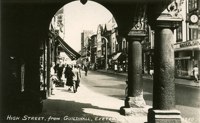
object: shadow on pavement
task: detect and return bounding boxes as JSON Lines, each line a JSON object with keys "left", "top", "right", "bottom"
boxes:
{"left": 1, "top": 99, "right": 120, "bottom": 123}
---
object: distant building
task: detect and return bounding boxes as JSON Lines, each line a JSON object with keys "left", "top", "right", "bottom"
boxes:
{"left": 81, "top": 30, "right": 94, "bottom": 66}
{"left": 88, "top": 17, "right": 128, "bottom": 71}
{"left": 90, "top": 34, "right": 97, "bottom": 69}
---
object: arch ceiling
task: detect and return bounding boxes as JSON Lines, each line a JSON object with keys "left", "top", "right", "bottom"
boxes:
{"left": 2, "top": 0, "right": 177, "bottom": 43}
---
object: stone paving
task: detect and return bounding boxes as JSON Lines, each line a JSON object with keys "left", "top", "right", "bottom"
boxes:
{"left": 39, "top": 85, "right": 149, "bottom": 123}
{"left": 33, "top": 79, "right": 192, "bottom": 123}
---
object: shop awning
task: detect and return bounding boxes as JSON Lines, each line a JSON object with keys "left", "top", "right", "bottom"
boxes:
{"left": 112, "top": 52, "right": 122, "bottom": 61}
{"left": 56, "top": 36, "right": 81, "bottom": 60}
{"left": 49, "top": 31, "right": 81, "bottom": 60}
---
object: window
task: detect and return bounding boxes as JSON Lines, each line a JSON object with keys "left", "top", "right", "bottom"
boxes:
{"left": 176, "top": 23, "right": 183, "bottom": 42}
{"left": 188, "top": 0, "right": 198, "bottom": 12}
{"left": 189, "top": 28, "right": 199, "bottom": 40}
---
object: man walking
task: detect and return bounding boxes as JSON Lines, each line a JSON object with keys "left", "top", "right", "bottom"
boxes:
{"left": 72, "top": 65, "right": 81, "bottom": 93}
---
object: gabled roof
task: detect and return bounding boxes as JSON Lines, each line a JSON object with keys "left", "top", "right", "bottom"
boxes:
{"left": 104, "top": 23, "right": 113, "bottom": 32}
{"left": 97, "top": 24, "right": 104, "bottom": 35}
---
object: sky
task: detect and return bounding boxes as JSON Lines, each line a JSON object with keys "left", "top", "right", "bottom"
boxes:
{"left": 63, "top": 0, "right": 113, "bottom": 52}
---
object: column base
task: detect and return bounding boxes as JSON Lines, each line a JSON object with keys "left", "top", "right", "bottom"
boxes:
{"left": 148, "top": 108, "right": 181, "bottom": 123}
{"left": 120, "top": 106, "right": 148, "bottom": 116}
{"left": 125, "top": 96, "right": 146, "bottom": 108}
{"left": 120, "top": 96, "right": 146, "bottom": 116}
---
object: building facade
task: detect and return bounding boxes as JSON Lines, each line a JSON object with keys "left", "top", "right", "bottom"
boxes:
{"left": 86, "top": 17, "right": 128, "bottom": 71}
{"left": 174, "top": 0, "right": 200, "bottom": 79}
{"left": 81, "top": 30, "right": 94, "bottom": 67}
{"left": 51, "top": 8, "right": 65, "bottom": 39}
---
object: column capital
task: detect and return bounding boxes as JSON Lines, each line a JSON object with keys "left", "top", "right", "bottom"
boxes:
{"left": 126, "top": 33, "right": 146, "bottom": 42}
{"left": 127, "top": 3, "right": 147, "bottom": 42}
{"left": 155, "top": 16, "right": 182, "bottom": 29}
{"left": 148, "top": 0, "right": 184, "bottom": 29}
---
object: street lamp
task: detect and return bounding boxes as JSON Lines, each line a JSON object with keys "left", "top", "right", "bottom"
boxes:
{"left": 101, "top": 36, "right": 108, "bottom": 70}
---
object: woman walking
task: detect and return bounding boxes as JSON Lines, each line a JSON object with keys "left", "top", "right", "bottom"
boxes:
{"left": 72, "top": 65, "right": 81, "bottom": 93}
{"left": 64, "top": 65, "right": 74, "bottom": 91}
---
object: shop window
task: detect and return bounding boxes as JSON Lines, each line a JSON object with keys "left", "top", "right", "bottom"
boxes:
{"left": 175, "top": 52, "right": 179, "bottom": 57}
{"left": 175, "top": 59, "right": 189, "bottom": 77}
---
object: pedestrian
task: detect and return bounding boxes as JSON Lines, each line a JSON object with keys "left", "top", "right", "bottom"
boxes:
{"left": 72, "top": 65, "right": 81, "bottom": 93}
{"left": 64, "top": 64, "right": 70, "bottom": 84}
{"left": 114, "top": 64, "right": 117, "bottom": 74}
{"left": 78, "top": 64, "right": 81, "bottom": 78}
{"left": 84, "top": 65, "right": 88, "bottom": 76}
{"left": 149, "top": 67, "right": 154, "bottom": 78}
{"left": 57, "top": 63, "right": 64, "bottom": 82}
{"left": 50, "top": 62, "right": 56, "bottom": 95}
{"left": 64, "top": 65, "right": 74, "bottom": 91}
{"left": 192, "top": 64, "right": 199, "bottom": 82}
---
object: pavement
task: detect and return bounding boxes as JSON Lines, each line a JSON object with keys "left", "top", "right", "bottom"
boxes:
{"left": 29, "top": 70, "right": 195, "bottom": 123}
{"left": 36, "top": 84, "right": 190, "bottom": 123}
{"left": 1, "top": 70, "right": 198, "bottom": 123}
{"left": 96, "top": 69, "right": 200, "bottom": 87}
{"left": 36, "top": 84, "right": 149, "bottom": 123}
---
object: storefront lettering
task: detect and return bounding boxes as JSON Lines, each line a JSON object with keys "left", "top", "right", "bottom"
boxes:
{"left": 180, "top": 40, "right": 200, "bottom": 48}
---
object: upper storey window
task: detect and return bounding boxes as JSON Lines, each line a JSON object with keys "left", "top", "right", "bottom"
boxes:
{"left": 188, "top": 0, "right": 198, "bottom": 12}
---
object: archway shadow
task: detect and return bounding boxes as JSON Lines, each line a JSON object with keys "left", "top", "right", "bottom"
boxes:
{"left": 41, "top": 99, "right": 119, "bottom": 117}
{"left": 1, "top": 99, "right": 121, "bottom": 123}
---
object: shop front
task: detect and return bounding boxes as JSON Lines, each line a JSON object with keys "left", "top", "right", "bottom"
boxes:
{"left": 174, "top": 39, "right": 200, "bottom": 79}
{"left": 110, "top": 52, "right": 127, "bottom": 72}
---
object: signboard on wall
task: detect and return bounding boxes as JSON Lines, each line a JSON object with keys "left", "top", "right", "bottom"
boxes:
{"left": 174, "top": 39, "right": 200, "bottom": 49}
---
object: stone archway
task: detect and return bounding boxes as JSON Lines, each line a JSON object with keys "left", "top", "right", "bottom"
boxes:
{"left": 1, "top": 0, "right": 183, "bottom": 122}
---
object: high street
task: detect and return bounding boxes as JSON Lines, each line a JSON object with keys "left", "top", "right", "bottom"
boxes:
{"left": 7, "top": 70, "right": 198, "bottom": 123}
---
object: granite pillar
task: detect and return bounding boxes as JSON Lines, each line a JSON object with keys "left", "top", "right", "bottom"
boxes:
{"left": 120, "top": 3, "right": 147, "bottom": 116}
{"left": 120, "top": 37, "right": 146, "bottom": 115}
{"left": 148, "top": 21, "right": 182, "bottom": 123}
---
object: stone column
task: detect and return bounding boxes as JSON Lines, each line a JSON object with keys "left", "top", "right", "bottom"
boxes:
{"left": 120, "top": 36, "right": 146, "bottom": 115}
{"left": 147, "top": 20, "right": 182, "bottom": 123}
{"left": 127, "top": 37, "right": 145, "bottom": 106}
{"left": 120, "top": 3, "right": 147, "bottom": 116}
{"left": 47, "top": 39, "right": 51, "bottom": 96}
{"left": 147, "top": 0, "right": 184, "bottom": 122}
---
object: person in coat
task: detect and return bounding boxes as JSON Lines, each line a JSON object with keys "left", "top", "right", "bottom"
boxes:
{"left": 64, "top": 65, "right": 74, "bottom": 91}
